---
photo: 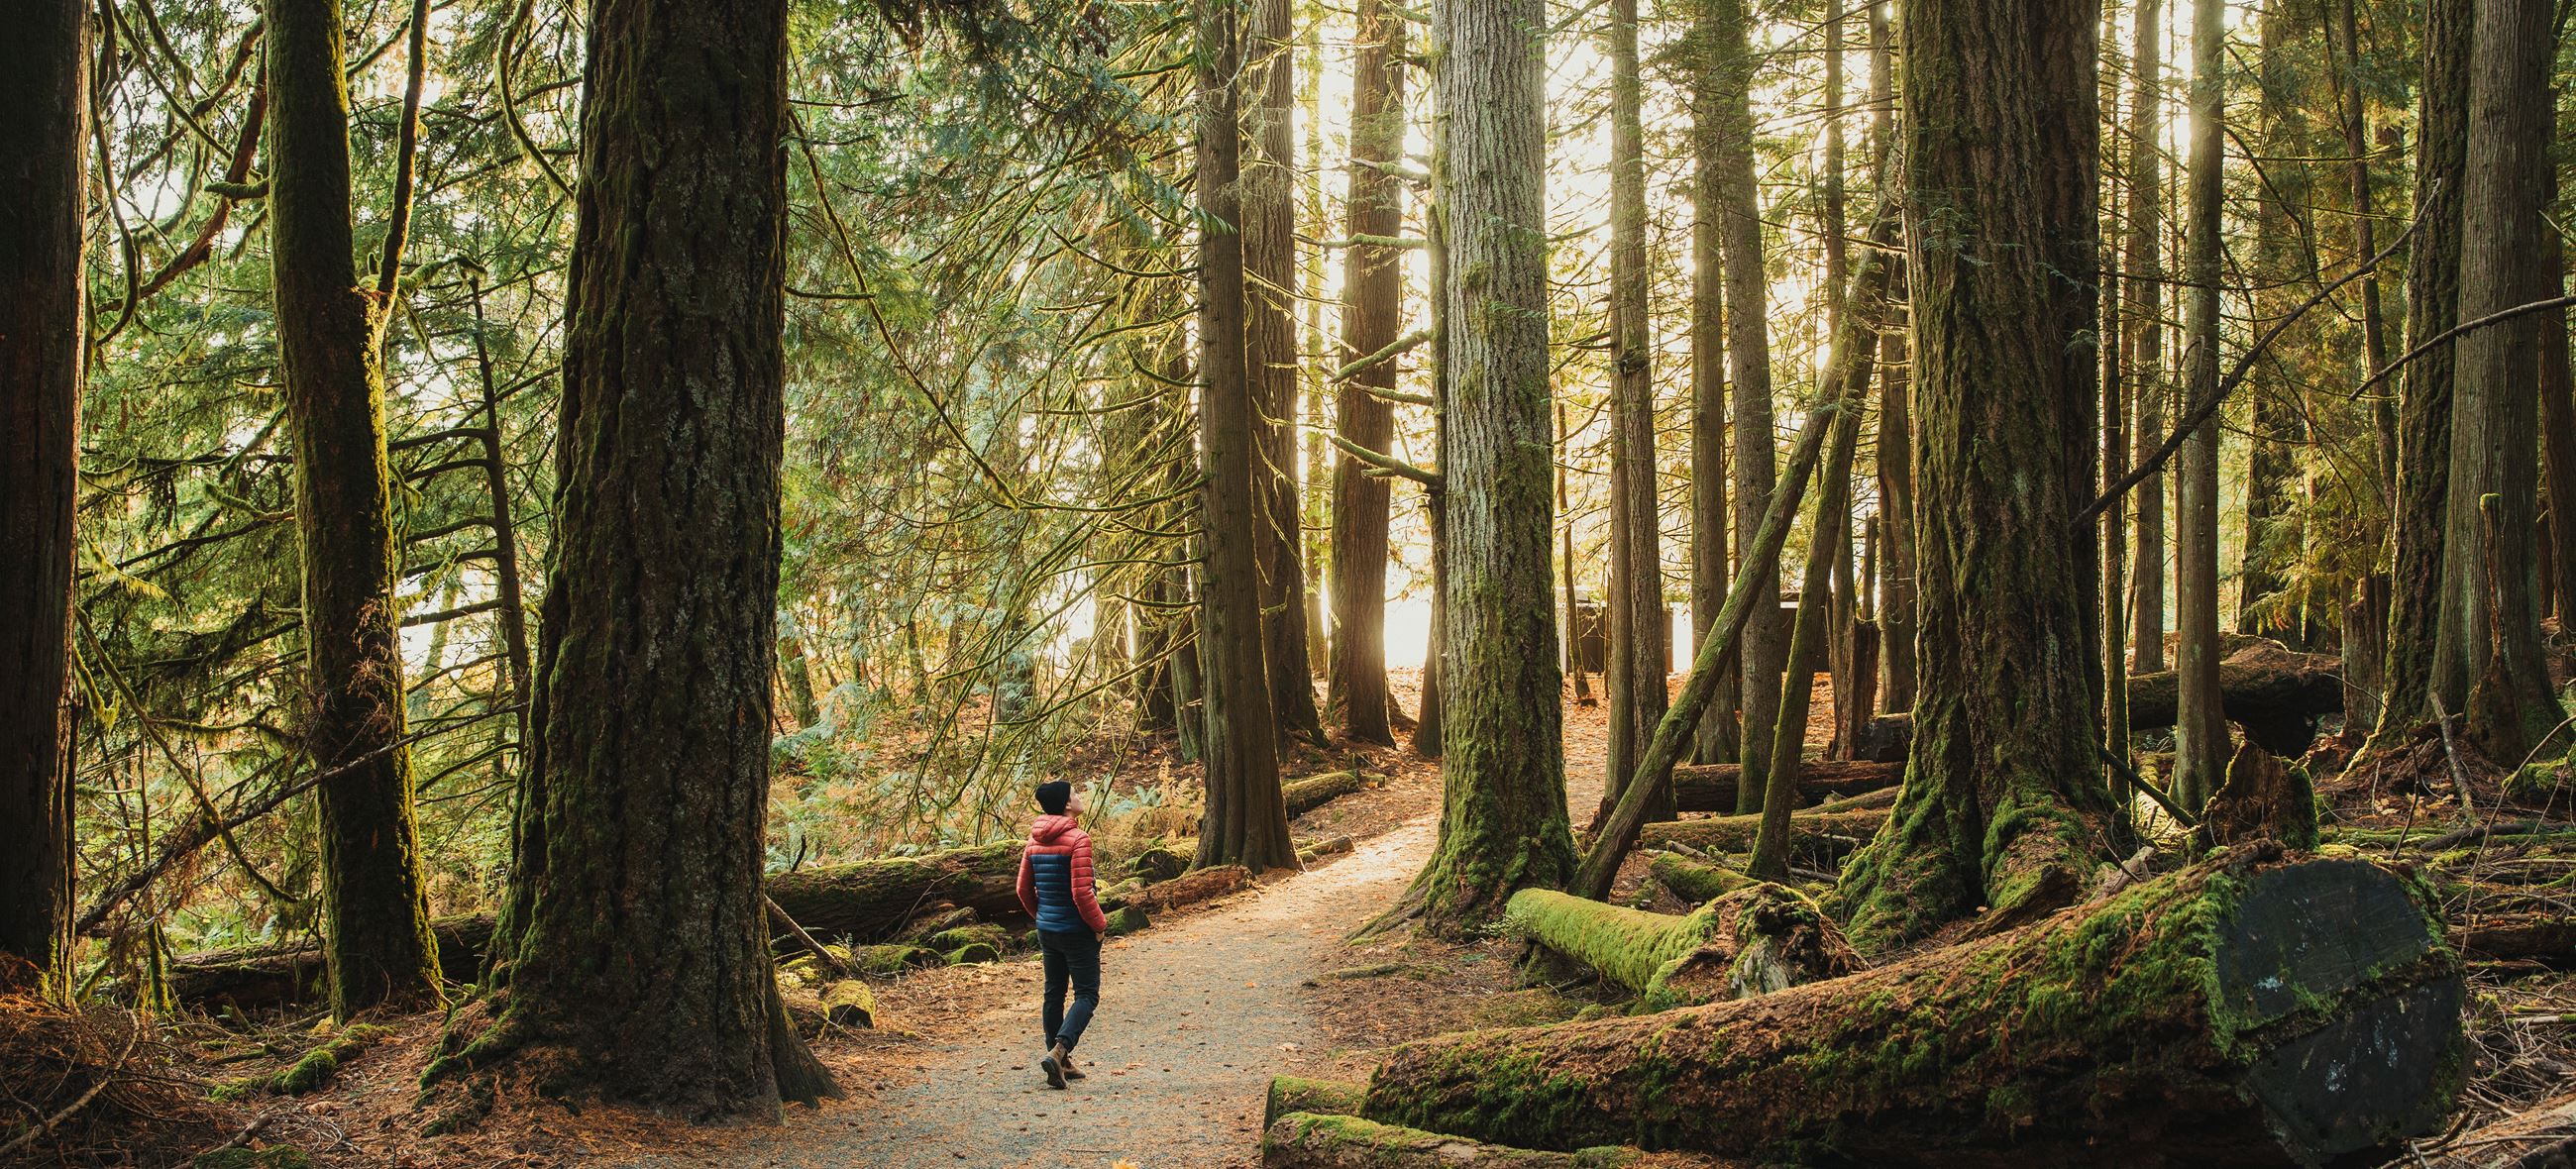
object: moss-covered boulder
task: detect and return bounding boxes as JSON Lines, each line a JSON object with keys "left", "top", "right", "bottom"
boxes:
{"left": 944, "top": 941, "right": 1001, "bottom": 965}
{"left": 1104, "top": 905, "right": 1149, "bottom": 936}
{"left": 1127, "top": 842, "right": 1192, "bottom": 883}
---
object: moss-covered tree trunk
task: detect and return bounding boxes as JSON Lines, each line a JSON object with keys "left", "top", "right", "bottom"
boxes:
{"left": 1328, "top": 0, "right": 1405, "bottom": 747}
{"left": 2368, "top": 0, "right": 2470, "bottom": 753}
{"left": 1405, "top": 0, "right": 1576, "bottom": 931}
{"left": 1506, "top": 885, "right": 1857, "bottom": 1009}
{"left": 1831, "top": 0, "right": 2121, "bottom": 953}
{"left": 266, "top": 0, "right": 443, "bottom": 1019}
{"left": 1196, "top": 0, "right": 1298, "bottom": 874}
{"left": 1363, "top": 850, "right": 2466, "bottom": 1165}
{"left": 1245, "top": 0, "right": 1324, "bottom": 750}
{"left": 2172, "top": 0, "right": 2229, "bottom": 810}
{"left": 1685, "top": 16, "right": 1735, "bottom": 766}
{"left": 1600, "top": 0, "right": 1667, "bottom": 827}
{"left": 1709, "top": 0, "right": 1783, "bottom": 815}
{"left": 427, "top": 0, "right": 831, "bottom": 1116}
{"left": 0, "top": 0, "right": 85, "bottom": 994}
{"left": 2447, "top": 0, "right": 2562, "bottom": 764}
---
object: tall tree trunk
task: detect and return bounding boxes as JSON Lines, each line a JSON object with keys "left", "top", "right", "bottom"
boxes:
{"left": 1328, "top": 0, "right": 1407, "bottom": 747}
{"left": 1818, "top": 0, "right": 1855, "bottom": 755}
{"left": 2236, "top": 0, "right": 2316, "bottom": 645}
{"left": 1710, "top": 0, "right": 1784, "bottom": 815}
{"left": 1869, "top": 0, "right": 1916, "bottom": 713}
{"left": 2449, "top": 0, "right": 2562, "bottom": 763}
{"left": 1246, "top": 0, "right": 1324, "bottom": 748}
{"left": 1195, "top": 0, "right": 1297, "bottom": 873}
{"left": 427, "top": 0, "right": 830, "bottom": 1116}
{"left": 2539, "top": 221, "right": 2576, "bottom": 628}
{"left": 1559, "top": 402, "right": 1595, "bottom": 706}
{"left": 1601, "top": 0, "right": 1668, "bottom": 824}
{"left": 1688, "top": 5, "right": 1738, "bottom": 763}
{"left": 2122, "top": 0, "right": 2168, "bottom": 677}
{"left": 0, "top": 0, "right": 85, "bottom": 994}
{"left": 266, "top": 0, "right": 442, "bottom": 1019}
{"left": 2173, "top": 0, "right": 2231, "bottom": 810}
{"left": 2370, "top": 0, "right": 2471, "bottom": 750}
{"left": 2328, "top": 0, "right": 2392, "bottom": 728}
{"left": 1832, "top": 0, "right": 2120, "bottom": 953}
{"left": 1406, "top": 0, "right": 1576, "bottom": 932}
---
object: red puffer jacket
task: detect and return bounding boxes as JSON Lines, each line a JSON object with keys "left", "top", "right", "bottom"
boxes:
{"left": 1017, "top": 814, "right": 1109, "bottom": 933}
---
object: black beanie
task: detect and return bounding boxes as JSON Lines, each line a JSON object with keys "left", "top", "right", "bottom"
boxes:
{"left": 1035, "top": 780, "right": 1072, "bottom": 815}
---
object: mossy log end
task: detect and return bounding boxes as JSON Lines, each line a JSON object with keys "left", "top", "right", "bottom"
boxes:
{"left": 1262, "top": 1114, "right": 1638, "bottom": 1169}
{"left": 1364, "top": 848, "right": 2466, "bottom": 1165}
{"left": 171, "top": 843, "right": 1021, "bottom": 1008}
{"left": 1504, "top": 887, "right": 1858, "bottom": 1010}
{"left": 1647, "top": 854, "right": 1755, "bottom": 904}
{"left": 1637, "top": 810, "right": 1886, "bottom": 867}
{"left": 1285, "top": 771, "right": 1367, "bottom": 817}
{"left": 1267, "top": 1076, "right": 1367, "bottom": 1126}
{"left": 1670, "top": 762, "right": 1903, "bottom": 812}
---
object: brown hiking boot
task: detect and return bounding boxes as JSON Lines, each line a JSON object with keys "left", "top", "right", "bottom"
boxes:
{"left": 1040, "top": 1042, "right": 1068, "bottom": 1089}
{"left": 1060, "top": 1049, "right": 1086, "bottom": 1081}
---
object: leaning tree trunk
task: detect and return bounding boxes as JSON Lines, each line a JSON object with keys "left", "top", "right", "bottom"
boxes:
{"left": 1362, "top": 849, "right": 2466, "bottom": 1166}
{"left": 2172, "top": 0, "right": 2229, "bottom": 811}
{"left": 423, "top": 0, "right": 833, "bottom": 1116}
{"left": 1403, "top": 0, "right": 1577, "bottom": 932}
{"left": 2369, "top": 0, "right": 2471, "bottom": 754}
{"left": 1195, "top": 0, "right": 1298, "bottom": 874}
{"left": 1327, "top": 0, "right": 1406, "bottom": 747}
{"left": 1832, "top": 0, "right": 2118, "bottom": 954}
{"left": 1709, "top": 0, "right": 1782, "bottom": 815}
{"left": 0, "top": 0, "right": 86, "bottom": 994}
{"left": 2448, "top": 0, "right": 2562, "bottom": 764}
{"left": 267, "top": 0, "right": 443, "bottom": 1019}
{"left": 1600, "top": 0, "right": 1667, "bottom": 825}
{"left": 1245, "top": 0, "right": 1325, "bottom": 749}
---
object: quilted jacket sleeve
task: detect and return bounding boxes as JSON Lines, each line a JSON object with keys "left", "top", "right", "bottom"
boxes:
{"left": 1016, "top": 847, "right": 1038, "bottom": 918}
{"left": 1070, "top": 832, "right": 1109, "bottom": 932}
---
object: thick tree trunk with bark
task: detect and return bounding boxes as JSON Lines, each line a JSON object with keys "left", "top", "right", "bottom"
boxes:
{"left": 267, "top": 0, "right": 443, "bottom": 1019}
{"left": 1194, "top": 0, "right": 1299, "bottom": 874}
{"left": 2172, "top": 0, "right": 2230, "bottom": 811}
{"left": 1832, "top": 0, "right": 2119, "bottom": 953}
{"left": 1360, "top": 850, "right": 2465, "bottom": 1165}
{"left": 2447, "top": 0, "right": 2562, "bottom": 764}
{"left": 1504, "top": 886, "right": 1858, "bottom": 1009}
{"left": 0, "top": 0, "right": 86, "bottom": 993}
{"left": 1328, "top": 0, "right": 1405, "bottom": 747}
{"left": 2122, "top": 0, "right": 2168, "bottom": 678}
{"left": 1601, "top": 0, "right": 1667, "bottom": 825}
{"left": 424, "top": 0, "right": 831, "bottom": 1116}
{"left": 2371, "top": 0, "right": 2471, "bottom": 751}
{"left": 1687, "top": 32, "right": 1736, "bottom": 765}
{"left": 1246, "top": 0, "right": 1324, "bottom": 749}
{"left": 1709, "top": 0, "right": 1783, "bottom": 815}
{"left": 1404, "top": 0, "right": 1577, "bottom": 932}
{"left": 2538, "top": 223, "right": 2576, "bottom": 630}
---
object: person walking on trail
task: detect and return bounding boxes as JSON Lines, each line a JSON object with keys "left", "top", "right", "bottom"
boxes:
{"left": 1017, "top": 780, "right": 1109, "bottom": 1090}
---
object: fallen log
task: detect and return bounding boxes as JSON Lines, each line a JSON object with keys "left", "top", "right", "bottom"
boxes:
{"left": 1285, "top": 771, "right": 1367, "bottom": 817}
{"left": 1636, "top": 810, "right": 1886, "bottom": 867}
{"left": 2454, "top": 912, "right": 2576, "bottom": 963}
{"left": 1504, "top": 886, "right": 1858, "bottom": 1008}
{"left": 1646, "top": 854, "right": 1754, "bottom": 904}
{"left": 1359, "top": 847, "right": 2466, "bottom": 1165}
{"left": 1118, "top": 864, "right": 1251, "bottom": 913}
{"left": 2128, "top": 642, "right": 2345, "bottom": 756}
{"left": 1263, "top": 1114, "right": 1639, "bottom": 1169}
{"left": 1670, "top": 761, "right": 1902, "bottom": 811}
{"left": 170, "top": 842, "right": 1024, "bottom": 1009}
{"left": 1267, "top": 1076, "right": 1365, "bottom": 1127}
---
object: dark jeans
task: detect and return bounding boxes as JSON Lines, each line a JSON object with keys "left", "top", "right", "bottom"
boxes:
{"left": 1037, "top": 927, "right": 1101, "bottom": 1053}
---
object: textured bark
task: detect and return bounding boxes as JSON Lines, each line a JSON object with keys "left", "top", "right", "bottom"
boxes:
{"left": 2172, "top": 0, "right": 2229, "bottom": 811}
{"left": 266, "top": 0, "right": 443, "bottom": 1019}
{"left": 2371, "top": 0, "right": 2471, "bottom": 749}
{"left": 1504, "top": 886, "right": 1858, "bottom": 1008}
{"left": 2122, "top": 0, "right": 2168, "bottom": 677}
{"left": 1193, "top": 0, "right": 1297, "bottom": 874}
{"left": 0, "top": 0, "right": 84, "bottom": 994}
{"left": 1327, "top": 0, "right": 1405, "bottom": 746}
{"left": 1832, "top": 0, "right": 2118, "bottom": 953}
{"left": 2125, "top": 642, "right": 2346, "bottom": 757}
{"left": 1687, "top": 23, "right": 1736, "bottom": 764}
{"left": 1639, "top": 809, "right": 1887, "bottom": 866}
{"left": 1263, "top": 1114, "right": 1638, "bottom": 1169}
{"left": 2447, "top": 0, "right": 2561, "bottom": 763}
{"left": 426, "top": 0, "right": 826, "bottom": 1116}
{"left": 1361, "top": 851, "right": 2466, "bottom": 1165}
{"left": 1407, "top": 0, "right": 1577, "bottom": 932}
{"left": 1246, "top": 0, "right": 1324, "bottom": 748}
{"left": 2541, "top": 221, "right": 2576, "bottom": 629}
{"left": 1671, "top": 761, "right": 1903, "bottom": 811}
{"left": 1600, "top": 0, "right": 1667, "bottom": 826}
{"left": 1868, "top": 3, "right": 1915, "bottom": 713}
{"left": 2235, "top": 0, "right": 2318, "bottom": 646}
{"left": 1710, "top": 0, "right": 1782, "bottom": 814}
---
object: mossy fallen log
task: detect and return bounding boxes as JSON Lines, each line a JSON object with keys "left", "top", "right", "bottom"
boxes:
{"left": 2128, "top": 642, "right": 2345, "bottom": 755}
{"left": 1267, "top": 1076, "right": 1366, "bottom": 1126}
{"left": 1120, "top": 864, "right": 1251, "bottom": 912}
{"left": 1670, "top": 761, "right": 1903, "bottom": 811}
{"left": 1360, "top": 847, "right": 2466, "bottom": 1165}
{"left": 2454, "top": 912, "right": 2576, "bottom": 962}
{"left": 1503, "top": 887, "right": 1858, "bottom": 1009}
{"left": 1104, "top": 905, "right": 1150, "bottom": 936}
{"left": 1262, "top": 1114, "right": 1638, "bottom": 1169}
{"left": 1636, "top": 810, "right": 1887, "bottom": 867}
{"left": 817, "top": 980, "right": 877, "bottom": 1027}
{"left": 1285, "top": 772, "right": 1367, "bottom": 817}
{"left": 1647, "top": 854, "right": 1755, "bottom": 904}
{"left": 171, "top": 843, "right": 1022, "bottom": 1009}
{"left": 1299, "top": 835, "right": 1355, "bottom": 863}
